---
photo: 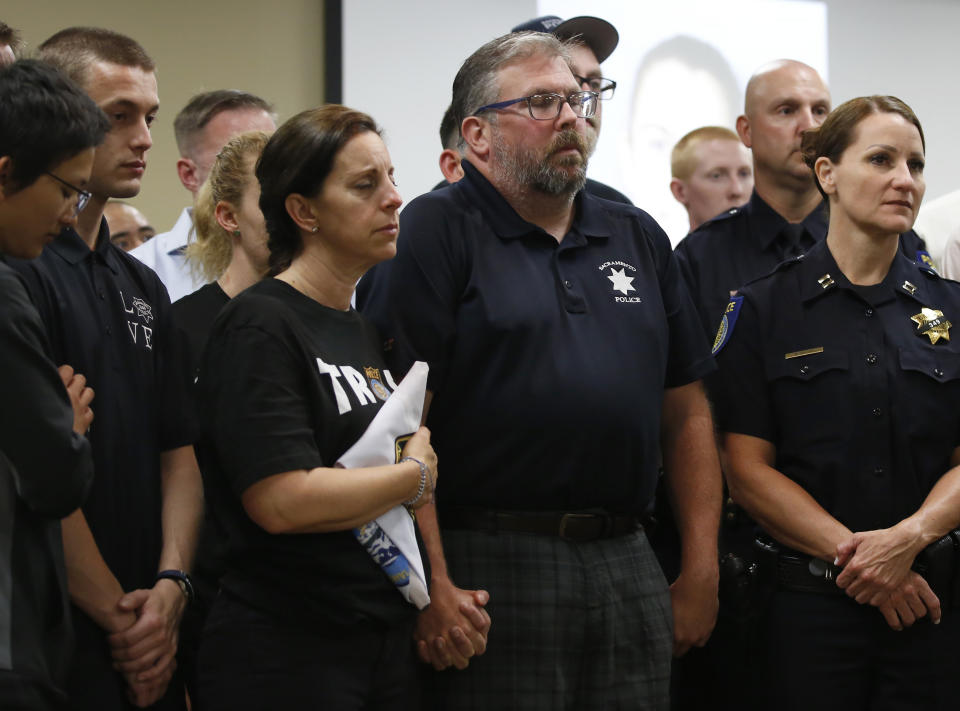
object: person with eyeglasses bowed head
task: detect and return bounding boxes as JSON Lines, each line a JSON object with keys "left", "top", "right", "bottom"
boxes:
{"left": 359, "top": 31, "right": 721, "bottom": 710}
{"left": 709, "top": 96, "right": 960, "bottom": 711}
{"left": 0, "top": 57, "right": 105, "bottom": 711}
{"left": 10, "top": 28, "right": 202, "bottom": 711}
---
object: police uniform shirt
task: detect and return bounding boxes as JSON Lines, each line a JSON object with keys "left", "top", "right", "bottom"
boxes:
{"left": 9, "top": 221, "right": 196, "bottom": 593}
{"left": 197, "top": 278, "right": 414, "bottom": 629}
{"left": 360, "top": 160, "right": 713, "bottom": 517}
{"left": 674, "top": 190, "right": 929, "bottom": 340}
{"left": 709, "top": 239, "right": 960, "bottom": 534}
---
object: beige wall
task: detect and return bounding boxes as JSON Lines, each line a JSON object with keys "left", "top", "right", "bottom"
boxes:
{"left": 5, "top": 0, "right": 325, "bottom": 232}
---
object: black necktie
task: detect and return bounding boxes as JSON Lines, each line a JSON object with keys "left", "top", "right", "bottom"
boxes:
{"left": 779, "top": 223, "right": 814, "bottom": 259}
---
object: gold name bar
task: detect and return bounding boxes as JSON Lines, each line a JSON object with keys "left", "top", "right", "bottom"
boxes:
{"left": 784, "top": 347, "right": 824, "bottom": 360}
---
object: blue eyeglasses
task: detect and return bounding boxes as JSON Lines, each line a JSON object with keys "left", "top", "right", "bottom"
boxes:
{"left": 472, "top": 90, "right": 599, "bottom": 120}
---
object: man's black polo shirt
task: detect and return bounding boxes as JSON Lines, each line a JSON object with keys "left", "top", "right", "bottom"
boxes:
{"left": 10, "top": 221, "right": 196, "bottom": 592}
{"left": 360, "top": 160, "right": 713, "bottom": 516}
{"left": 674, "top": 190, "right": 929, "bottom": 341}
{"left": 429, "top": 176, "right": 634, "bottom": 205}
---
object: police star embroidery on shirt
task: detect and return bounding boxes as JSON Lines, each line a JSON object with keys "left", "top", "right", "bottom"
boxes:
{"left": 131, "top": 297, "right": 153, "bottom": 322}
{"left": 607, "top": 267, "right": 635, "bottom": 295}
{"left": 911, "top": 307, "right": 952, "bottom": 344}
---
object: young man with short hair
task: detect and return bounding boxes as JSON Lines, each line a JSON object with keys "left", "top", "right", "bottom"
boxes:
{"left": 670, "top": 126, "right": 753, "bottom": 232}
{"left": 13, "top": 28, "right": 202, "bottom": 710}
{"left": 131, "top": 89, "right": 275, "bottom": 301}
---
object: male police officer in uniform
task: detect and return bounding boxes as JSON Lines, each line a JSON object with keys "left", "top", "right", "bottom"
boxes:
{"left": 361, "top": 31, "right": 721, "bottom": 709}
{"left": 675, "top": 59, "right": 928, "bottom": 339}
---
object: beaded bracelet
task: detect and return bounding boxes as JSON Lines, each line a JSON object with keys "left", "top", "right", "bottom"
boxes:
{"left": 401, "top": 456, "right": 429, "bottom": 506}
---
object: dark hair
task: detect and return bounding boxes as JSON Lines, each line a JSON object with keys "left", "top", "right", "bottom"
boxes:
{"left": 257, "top": 105, "right": 380, "bottom": 275}
{"left": 451, "top": 31, "right": 570, "bottom": 135}
{"left": 37, "top": 27, "right": 154, "bottom": 88}
{"left": 173, "top": 90, "right": 275, "bottom": 158}
{"left": 0, "top": 60, "right": 109, "bottom": 192}
{"left": 439, "top": 103, "right": 461, "bottom": 152}
{"left": 0, "top": 21, "right": 24, "bottom": 59}
{"left": 801, "top": 95, "right": 925, "bottom": 199}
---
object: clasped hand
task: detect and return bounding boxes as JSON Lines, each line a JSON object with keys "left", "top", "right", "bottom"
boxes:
{"left": 834, "top": 525, "right": 940, "bottom": 630}
{"left": 414, "top": 576, "right": 491, "bottom": 670}
{"left": 108, "top": 579, "right": 186, "bottom": 707}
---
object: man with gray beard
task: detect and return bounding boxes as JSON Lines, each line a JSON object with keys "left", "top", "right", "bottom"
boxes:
{"left": 360, "top": 31, "right": 721, "bottom": 709}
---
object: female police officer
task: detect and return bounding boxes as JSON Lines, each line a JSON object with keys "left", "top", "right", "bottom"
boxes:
{"left": 710, "top": 96, "right": 960, "bottom": 709}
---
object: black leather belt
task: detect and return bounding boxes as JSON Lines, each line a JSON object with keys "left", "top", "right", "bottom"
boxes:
{"left": 441, "top": 508, "right": 641, "bottom": 543}
{"left": 777, "top": 554, "right": 844, "bottom": 596}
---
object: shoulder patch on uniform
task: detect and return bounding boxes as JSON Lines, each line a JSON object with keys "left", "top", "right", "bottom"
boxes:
{"left": 917, "top": 250, "right": 940, "bottom": 276}
{"left": 712, "top": 295, "right": 744, "bottom": 355}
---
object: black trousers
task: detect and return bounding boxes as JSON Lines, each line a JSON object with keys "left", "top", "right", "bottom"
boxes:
{"left": 762, "top": 590, "right": 960, "bottom": 711}
{"left": 197, "top": 593, "right": 419, "bottom": 711}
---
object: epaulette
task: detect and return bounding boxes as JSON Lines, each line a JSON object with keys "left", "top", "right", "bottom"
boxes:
{"left": 696, "top": 206, "right": 743, "bottom": 230}
{"left": 716, "top": 255, "right": 804, "bottom": 297}
{"left": 916, "top": 250, "right": 940, "bottom": 277}
{"left": 776, "top": 254, "right": 804, "bottom": 271}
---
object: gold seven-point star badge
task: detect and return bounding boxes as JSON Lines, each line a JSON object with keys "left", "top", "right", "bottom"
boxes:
{"left": 911, "top": 307, "right": 952, "bottom": 344}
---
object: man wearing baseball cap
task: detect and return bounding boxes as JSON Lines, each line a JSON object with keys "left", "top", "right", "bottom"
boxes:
{"left": 511, "top": 15, "right": 632, "bottom": 205}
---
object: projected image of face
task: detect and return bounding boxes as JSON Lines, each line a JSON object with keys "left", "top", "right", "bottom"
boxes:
{"left": 626, "top": 36, "right": 740, "bottom": 242}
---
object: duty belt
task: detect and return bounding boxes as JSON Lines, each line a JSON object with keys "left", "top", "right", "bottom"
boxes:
{"left": 774, "top": 530, "right": 960, "bottom": 607}
{"left": 777, "top": 553, "right": 844, "bottom": 596}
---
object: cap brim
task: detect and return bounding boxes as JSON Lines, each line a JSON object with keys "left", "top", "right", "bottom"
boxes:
{"left": 553, "top": 16, "right": 619, "bottom": 64}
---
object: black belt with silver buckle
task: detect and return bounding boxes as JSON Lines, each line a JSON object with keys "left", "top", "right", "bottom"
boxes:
{"left": 440, "top": 508, "right": 641, "bottom": 543}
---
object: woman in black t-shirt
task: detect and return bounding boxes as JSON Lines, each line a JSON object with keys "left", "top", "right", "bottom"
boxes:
{"left": 195, "top": 105, "right": 437, "bottom": 711}
{"left": 711, "top": 97, "right": 960, "bottom": 709}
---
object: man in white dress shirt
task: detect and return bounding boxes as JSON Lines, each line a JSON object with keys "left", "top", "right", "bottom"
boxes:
{"left": 131, "top": 89, "right": 274, "bottom": 301}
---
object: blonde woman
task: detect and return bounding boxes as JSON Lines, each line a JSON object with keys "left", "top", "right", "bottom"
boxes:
{"left": 173, "top": 130, "right": 271, "bottom": 374}
{"left": 170, "top": 130, "right": 270, "bottom": 700}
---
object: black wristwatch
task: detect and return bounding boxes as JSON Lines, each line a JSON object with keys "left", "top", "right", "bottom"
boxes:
{"left": 155, "top": 569, "right": 196, "bottom": 603}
